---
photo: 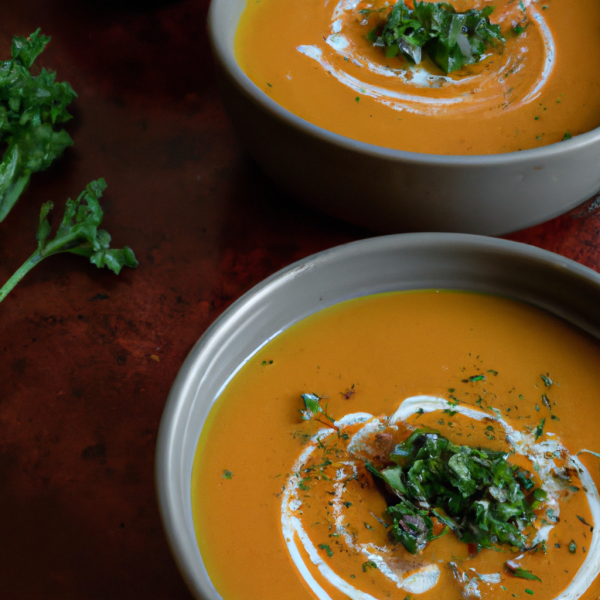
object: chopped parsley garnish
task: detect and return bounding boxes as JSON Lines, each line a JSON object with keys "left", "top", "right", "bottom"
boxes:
{"left": 505, "top": 563, "right": 542, "bottom": 582}
{"left": 298, "top": 478, "right": 311, "bottom": 491}
{"left": 464, "top": 374, "right": 486, "bottom": 382}
{"left": 577, "top": 515, "right": 593, "bottom": 531}
{"left": 300, "top": 393, "right": 336, "bottom": 425}
{"left": 370, "top": 512, "right": 391, "bottom": 528}
{"left": 534, "top": 418, "right": 546, "bottom": 441}
{"left": 222, "top": 469, "right": 233, "bottom": 479}
{"left": 540, "top": 374, "right": 553, "bottom": 387}
{"left": 318, "top": 543, "right": 333, "bottom": 557}
{"left": 562, "top": 132, "right": 572, "bottom": 141}
{"left": 368, "top": 1, "right": 505, "bottom": 74}
{"left": 362, "top": 560, "right": 378, "bottom": 572}
{"left": 569, "top": 540, "right": 577, "bottom": 554}
{"left": 367, "top": 430, "right": 538, "bottom": 554}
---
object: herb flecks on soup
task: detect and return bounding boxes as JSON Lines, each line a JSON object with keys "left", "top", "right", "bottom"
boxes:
{"left": 192, "top": 291, "right": 600, "bottom": 600}
{"left": 283, "top": 393, "right": 599, "bottom": 599}
{"left": 235, "top": 0, "right": 600, "bottom": 153}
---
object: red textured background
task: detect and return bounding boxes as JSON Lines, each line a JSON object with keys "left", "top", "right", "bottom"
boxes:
{"left": 0, "top": 1, "right": 598, "bottom": 598}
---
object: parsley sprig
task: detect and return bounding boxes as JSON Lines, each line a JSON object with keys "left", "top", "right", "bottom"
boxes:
{"left": 368, "top": 1, "right": 505, "bottom": 74}
{"left": 0, "top": 179, "right": 138, "bottom": 302}
{"left": 367, "top": 429, "right": 540, "bottom": 554}
{"left": 0, "top": 29, "right": 77, "bottom": 221}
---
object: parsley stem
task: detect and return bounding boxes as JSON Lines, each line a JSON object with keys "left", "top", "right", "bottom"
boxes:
{"left": 0, "top": 249, "right": 40, "bottom": 302}
{"left": 0, "top": 179, "right": 137, "bottom": 304}
{"left": 0, "top": 228, "right": 79, "bottom": 301}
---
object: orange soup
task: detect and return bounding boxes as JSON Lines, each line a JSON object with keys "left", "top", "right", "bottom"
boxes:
{"left": 234, "top": 0, "right": 600, "bottom": 155}
{"left": 192, "top": 291, "right": 600, "bottom": 599}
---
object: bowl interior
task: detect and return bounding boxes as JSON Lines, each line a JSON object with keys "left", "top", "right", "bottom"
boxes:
{"left": 156, "top": 233, "right": 600, "bottom": 599}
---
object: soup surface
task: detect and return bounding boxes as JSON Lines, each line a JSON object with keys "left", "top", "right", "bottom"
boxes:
{"left": 192, "top": 291, "right": 600, "bottom": 599}
{"left": 234, "top": 0, "right": 600, "bottom": 154}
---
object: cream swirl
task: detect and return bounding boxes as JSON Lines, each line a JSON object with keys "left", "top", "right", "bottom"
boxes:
{"left": 281, "top": 395, "right": 599, "bottom": 600}
{"left": 297, "top": 0, "right": 555, "bottom": 115}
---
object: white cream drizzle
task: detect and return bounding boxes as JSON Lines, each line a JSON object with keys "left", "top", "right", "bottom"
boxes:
{"left": 281, "top": 395, "right": 599, "bottom": 600}
{"left": 295, "top": 0, "right": 555, "bottom": 116}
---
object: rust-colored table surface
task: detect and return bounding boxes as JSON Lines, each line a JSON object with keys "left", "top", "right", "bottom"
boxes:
{"left": 1, "top": 2, "right": 599, "bottom": 598}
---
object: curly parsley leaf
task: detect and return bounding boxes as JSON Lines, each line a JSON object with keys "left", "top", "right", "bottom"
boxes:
{"left": 0, "top": 178, "right": 138, "bottom": 302}
{"left": 369, "top": 1, "right": 505, "bottom": 74}
{"left": 0, "top": 29, "right": 77, "bottom": 222}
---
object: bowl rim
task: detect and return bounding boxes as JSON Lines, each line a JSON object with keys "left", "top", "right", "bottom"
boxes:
{"left": 207, "top": 0, "right": 600, "bottom": 165}
{"left": 156, "top": 232, "right": 600, "bottom": 600}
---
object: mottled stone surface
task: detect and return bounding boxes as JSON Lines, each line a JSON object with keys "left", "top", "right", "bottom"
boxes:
{"left": 0, "top": 2, "right": 598, "bottom": 598}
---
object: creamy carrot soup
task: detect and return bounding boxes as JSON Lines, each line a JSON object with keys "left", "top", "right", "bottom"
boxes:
{"left": 234, "top": 0, "right": 600, "bottom": 155}
{"left": 192, "top": 291, "right": 600, "bottom": 599}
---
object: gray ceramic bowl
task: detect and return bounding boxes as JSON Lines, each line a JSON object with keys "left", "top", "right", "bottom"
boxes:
{"left": 156, "top": 233, "right": 600, "bottom": 599}
{"left": 207, "top": 0, "right": 600, "bottom": 235}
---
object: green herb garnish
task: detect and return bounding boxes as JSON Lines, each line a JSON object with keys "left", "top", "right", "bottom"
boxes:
{"left": 318, "top": 543, "right": 333, "bottom": 557}
{"left": 368, "top": 430, "right": 538, "bottom": 554}
{"left": 505, "top": 563, "right": 542, "bottom": 582}
{"left": 577, "top": 515, "right": 593, "bottom": 531}
{"left": 464, "top": 375, "right": 486, "bottom": 382}
{"left": 300, "top": 393, "right": 336, "bottom": 424}
{"left": 223, "top": 470, "right": 233, "bottom": 479}
{"left": 569, "top": 540, "right": 577, "bottom": 553}
{"left": 515, "top": 469, "right": 535, "bottom": 491}
{"left": 362, "top": 560, "right": 378, "bottom": 572}
{"left": 0, "top": 179, "right": 138, "bottom": 303}
{"left": 534, "top": 418, "right": 546, "bottom": 441}
{"left": 368, "top": 1, "right": 505, "bottom": 74}
{"left": 0, "top": 29, "right": 77, "bottom": 222}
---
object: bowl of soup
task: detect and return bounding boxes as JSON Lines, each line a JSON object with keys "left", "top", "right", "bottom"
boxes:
{"left": 156, "top": 233, "right": 600, "bottom": 600}
{"left": 207, "top": 0, "right": 600, "bottom": 235}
